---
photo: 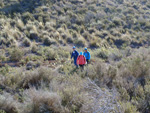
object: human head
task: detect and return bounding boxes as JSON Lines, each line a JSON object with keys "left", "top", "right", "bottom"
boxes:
{"left": 80, "top": 52, "right": 83, "bottom": 55}
{"left": 84, "top": 48, "right": 87, "bottom": 52}
{"left": 73, "top": 46, "right": 76, "bottom": 51}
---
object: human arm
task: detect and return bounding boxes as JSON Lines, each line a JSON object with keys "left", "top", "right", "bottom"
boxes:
{"left": 76, "top": 51, "right": 79, "bottom": 57}
{"left": 88, "top": 52, "right": 91, "bottom": 60}
{"left": 76, "top": 56, "right": 79, "bottom": 65}
{"left": 71, "top": 52, "right": 73, "bottom": 59}
{"left": 84, "top": 56, "right": 86, "bottom": 64}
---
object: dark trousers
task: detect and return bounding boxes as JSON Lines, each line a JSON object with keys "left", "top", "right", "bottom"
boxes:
{"left": 79, "top": 64, "right": 84, "bottom": 70}
{"left": 74, "top": 58, "right": 78, "bottom": 66}
{"left": 86, "top": 59, "right": 89, "bottom": 64}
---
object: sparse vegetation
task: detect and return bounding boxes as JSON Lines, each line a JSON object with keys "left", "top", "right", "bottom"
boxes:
{"left": 0, "top": 0, "right": 150, "bottom": 113}
{"left": 9, "top": 48, "right": 24, "bottom": 62}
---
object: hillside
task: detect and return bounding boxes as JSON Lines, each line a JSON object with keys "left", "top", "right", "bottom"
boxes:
{"left": 0, "top": 0, "right": 150, "bottom": 113}
{"left": 0, "top": 0, "right": 150, "bottom": 48}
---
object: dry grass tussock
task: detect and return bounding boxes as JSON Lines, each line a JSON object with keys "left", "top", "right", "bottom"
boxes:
{"left": 0, "top": 66, "right": 56, "bottom": 89}
{"left": 19, "top": 67, "right": 55, "bottom": 88}
{"left": 0, "top": 92, "right": 20, "bottom": 113}
{"left": 0, "top": 0, "right": 150, "bottom": 112}
{"left": 1, "top": 0, "right": 150, "bottom": 48}
{"left": 22, "top": 88, "right": 67, "bottom": 113}
{"left": 0, "top": 65, "right": 122, "bottom": 113}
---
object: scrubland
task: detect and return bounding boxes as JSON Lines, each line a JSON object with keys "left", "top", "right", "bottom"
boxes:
{"left": 0, "top": 0, "right": 150, "bottom": 113}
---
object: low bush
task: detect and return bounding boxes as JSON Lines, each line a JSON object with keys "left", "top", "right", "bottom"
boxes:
{"left": 121, "top": 102, "right": 139, "bottom": 113}
{"left": 96, "top": 48, "right": 109, "bottom": 60}
{"left": 9, "top": 48, "right": 24, "bottom": 62}
{"left": 89, "top": 40, "right": 100, "bottom": 48}
{"left": 45, "top": 48, "right": 58, "bottom": 60}
{"left": 16, "top": 19, "right": 24, "bottom": 31}
{"left": 82, "top": 32, "right": 91, "bottom": 41}
{"left": 26, "top": 61, "right": 36, "bottom": 70}
{"left": 57, "top": 49, "right": 70, "bottom": 59}
{"left": 22, "top": 88, "right": 67, "bottom": 113}
{"left": 6, "top": 37, "right": 16, "bottom": 47}
{"left": 23, "top": 38, "right": 31, "bottom": 47}
{"left": 31, "top": 44, "right": 38, "bottom": 53}
{"left": 128, "top": 56, "right": 150, "bottom": 78}
{"left": 0, "top": 92, "right": 20, "bottom": 113}
{"left": 0, "top": 50, "right": 6, "bottom": 62}
{"left": 13, "top": 31, "right": 22, "bottom": 40}
{"left": 66, "top": 37, "right": 73, "bottom": 43}
{"left": 0, "top": 37, "right": 7, "bottom": 46}
{"left": 43, "top": 36, "right": 57, "bottom": 46}
{"left": 0, "top": 64, "right": 10, "bottom": 75}
{"left": 113, "top": 17, "right": 122, "bottom": 26}
{"left": 29, "top": 31, "right": 39, "bottom": 41}
{"left": 19, "top": 67, "right": 54, "bottom": 88}
{"left": 75, "top": 38, "right": 85, "bottom": 47}
{"left": 0, "top": 0, "right": 150, "bottom": 112}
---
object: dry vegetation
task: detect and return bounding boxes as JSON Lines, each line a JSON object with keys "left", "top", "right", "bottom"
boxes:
{"left": 0, "top": 0, "right": 150, "bottom": 113}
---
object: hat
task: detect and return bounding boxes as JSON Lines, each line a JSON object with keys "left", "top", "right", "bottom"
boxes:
{"left": 80, "top": 52, "right": 83, "bottom": 55}
{"left": 73, "top": 46, "right": 76, "bottom": 49}
{"left": 84, "top": 48, "right": 87, "bottom": 50}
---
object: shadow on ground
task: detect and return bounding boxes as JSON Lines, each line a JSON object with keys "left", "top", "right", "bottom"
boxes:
{"left": 0, "top": 0, "right": 49, "bottom": 15}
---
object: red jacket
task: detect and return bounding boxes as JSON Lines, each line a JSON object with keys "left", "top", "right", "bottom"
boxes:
{"left": 77, "top": 55, "right": 86, "bottom": 65}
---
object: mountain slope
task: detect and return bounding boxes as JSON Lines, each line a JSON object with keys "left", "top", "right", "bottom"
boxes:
{"left": 0, "top": 0, "right": 150, "bottom": 113}
{"left": 0, "top": 0, "right": 150, "bottom": 48}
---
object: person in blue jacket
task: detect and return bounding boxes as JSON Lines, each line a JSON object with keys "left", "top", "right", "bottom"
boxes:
{"left": 83, "top": 48, "right": 91, "bottom": 64}
{"left": 71, "top": 46, "right": 79, "bottom": 67}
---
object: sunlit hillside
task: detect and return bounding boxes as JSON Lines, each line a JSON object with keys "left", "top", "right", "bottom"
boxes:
{"left": 0, "top": 0, "right": 150, "bottom": 113}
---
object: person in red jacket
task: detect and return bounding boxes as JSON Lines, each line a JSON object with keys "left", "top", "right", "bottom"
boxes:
{"left": 77, "top": 52, "right": 86, "bottom": 70}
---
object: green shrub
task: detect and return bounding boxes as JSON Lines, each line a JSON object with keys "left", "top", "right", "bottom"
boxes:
{"left": 43, "top": 36, "right": 57, "bottom": 46}
{"left": 0, "top": 64, "right": 9, "bottom": 75}
{"left": 0, "top": 92, "right": 20, "bottom": 113}
{"left": 23, "top": 88, "right": 67, "bottom": 113}
{"left": 29, "top": 31, "right": 39, "bottom": 40}
{"left": 13, "top": 31, "right": 21, "bottom": 40}
{"left": 26, "top": 61, "right": 36, "bottom": 70}
{"left": 66, "top": 37, "right": 73, "bottom": 43}
{"left": 31, "top": 44, "right": 38, "bottom": 53}
{"left": 23, "top": 38, "right": 31, "bottom": 47}
{"left": 121, "top": 102, "right": 139, "bottom": 113}
{"left": 6, "top": 37, "right": 16, "bottom": 47}
{"left": 57, "top": 49, "right": 70, "bottom": 58}
{"left": 82, "top": 32, "right": 90, "bottom": 41}
{"left": 96, "top": 48, "right": 109, "bottom": 60}
{"left": 0, "top": 2, "right": 4, "bottom": 7}
{"left": 16, "top": 19, "right": 24, "bottom": 31}
{"left": 36, "top": 47, "right": 57, "bottom": 60}
{"left": 45, "top": 48, "right": 57, "bottom": 60}
{"left": 108, "top": 22, "right": 116, "bottom": 29}
{"left": 128, "top": 57, "right": 150, "bottom": 77}
{"left": 9, "top": 48, "right": 24, "bottom": 62}
{"left": 19, "top": 67, "right": 54, "bottom": 88}
{"left": 22, "top": 12, "right": 34, "bottom": 23}
{"left": 108, "top": 51, "right": 122, "bottom": 61}
{"left": 89, "top": 40, "right": 100, "bottom": 48}
{"left": 113, "top": 17, "right": 122, "bottom": 26}
{"left": 0, "top": 37, "right": 7, "bottom": 46}
{"left": 0, "top": 50, "right": 6, "bottom": 62}
{"left": 75, "top": 38, "right": 85, "bottom": 47}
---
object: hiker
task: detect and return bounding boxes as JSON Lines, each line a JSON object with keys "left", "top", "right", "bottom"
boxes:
{"left": 71, "top": 46, "right": 79, "bottom": 67}
{"left": 77, "top": 52, "right": 86, "bottom": 70}
{"left": 83, "top": 48, "right": 91, "bottom": 64}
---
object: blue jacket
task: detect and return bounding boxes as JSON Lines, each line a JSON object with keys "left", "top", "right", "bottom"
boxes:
{"left": 83, "top": 51, "right": 91, "bottom": 60}
{"left": 71, "top": 50, "right": 79, "bottom": 60}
